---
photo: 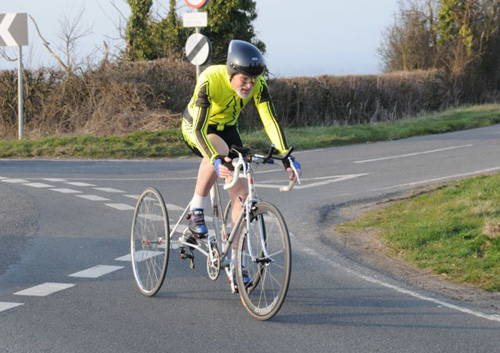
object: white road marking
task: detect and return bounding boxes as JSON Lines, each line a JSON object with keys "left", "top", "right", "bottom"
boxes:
{"left": 373, "top": 167, "right": 500, "bottom": 191}
{"left": 0, "top": 176, "right": 9, "bottom": 179}
{"left": 14, "top": 283, "right": 75, "bottom": 297}
{"left": 138, "top": 214, "right": 164, "bottom": 221}
{"left": 65, "top": 182, "right": 96, "bottom": 187}
{"left": 24, "top": 182, "right": 54, "bottom": 188}
{"left": 94, "top": 187, "right": 125, "bottom": 193}
{"left": 256, "top": 174, "right": 369, "bottom": 190}
{"left": 2, "top": 179, "right": 29, "bottom": 183}
{"left": 115, "top": 254, "right": 132, "bottom": 262}
{"left": 51, "top": 188, "right": 83, "bottom": 194}
{"left": 167, "top": 204, "right": 185, "bottom": 211}
{"left": 77, "top": 195, "right": 111, "bottom": 201}
{"left": 312, "top": 249, "right": 500, "bottom": 323}
{"left": 0, "top": 302, "right": 24, "bottom": 313}
{"left": 122, "top": 250, "right": 164, "bottom": 262}
{"left": 43, "top": 178, "right": 67, "bottom": 182}
{"left": 359, "top": 274, "right": 500, "bottom": 323}
{"left": 354, "top": 144, "right": 473, "bottom": 164}
{"left": 105, "top": 203, "right": 135, "bottom": 211}
{"left": 124, "top": 195, "right": 139, "bottom": 200}
{"left": 69, "top": 265, "right": 124, "bottom": 278}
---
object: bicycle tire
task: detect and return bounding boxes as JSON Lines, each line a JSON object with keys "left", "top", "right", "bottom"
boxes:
{"left": 235, "top": 202, "right": 291, "bottom": 320}
{"left": 131, "top": 187, "right": 170, "bottom": 296}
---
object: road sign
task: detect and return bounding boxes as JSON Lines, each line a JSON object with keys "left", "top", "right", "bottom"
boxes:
{"left": 184, "top": 0, "right": 209, "bottom": 9}
{"left": 183, "top": 12, "right": 208, "bottom": 28}
{"left": 185, "top": 33, "right": 211, "bottom": 66}
{"left": 0, "top": 13, "right": 28, "bottom": 46}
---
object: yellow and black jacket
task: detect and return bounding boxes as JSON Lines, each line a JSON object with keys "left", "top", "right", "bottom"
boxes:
{"left": 182, "top": 65, "right": 288, "bottom": 164}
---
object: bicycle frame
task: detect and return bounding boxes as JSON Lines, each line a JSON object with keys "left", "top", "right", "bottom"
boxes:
{"left": 131, "top": 145, "right": 297, "bottom": 318}
{"left": 168, "top": 146, "right": 298, "bottom": 287}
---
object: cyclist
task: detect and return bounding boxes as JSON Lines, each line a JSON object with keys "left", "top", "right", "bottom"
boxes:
{"left": 181, "top": 39, "right": 301, "bottom": 288}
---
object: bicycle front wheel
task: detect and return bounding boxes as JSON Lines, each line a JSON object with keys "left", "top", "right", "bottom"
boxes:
{"left": 131, "top": 188, "right": 170, "bottom": 296}
{"left": 236, "top": 202, "right": 291, "bottom": 320}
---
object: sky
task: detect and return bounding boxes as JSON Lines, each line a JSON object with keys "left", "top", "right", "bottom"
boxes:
{"left": 0, "top": 0, "right": 400, "bottom": 78}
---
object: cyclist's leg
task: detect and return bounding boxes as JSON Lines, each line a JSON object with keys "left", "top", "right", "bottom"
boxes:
{"left": 188, "top": 134, "right": 229, "bottom": 236}
{"left": 227, "top": 180, "right": 248, "bottom": 246}
{"left": 193, "top": 134, "right": 228, "bottom": 198}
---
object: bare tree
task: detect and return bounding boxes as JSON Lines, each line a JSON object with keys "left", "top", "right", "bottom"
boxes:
{"left": 56, "top": 6, "right": 93, "bottom": 72}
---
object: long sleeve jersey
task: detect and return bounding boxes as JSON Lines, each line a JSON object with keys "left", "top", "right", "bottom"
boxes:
{"left": 183, "top": 65, "right": 288, "bottom": 164}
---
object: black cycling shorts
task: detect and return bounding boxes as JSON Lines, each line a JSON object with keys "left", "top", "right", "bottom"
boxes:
{"left": 185, "top": 125, "right": 243, "bottom": 159}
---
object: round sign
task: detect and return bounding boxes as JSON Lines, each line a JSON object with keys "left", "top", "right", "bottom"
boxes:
{"left": 184, "top": 0, "right": 209, "bottom": 9}
{"left": 185, "top": 33, "right": 212, "bottom": 66}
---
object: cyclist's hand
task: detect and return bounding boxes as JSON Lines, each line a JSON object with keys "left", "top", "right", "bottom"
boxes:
{"left": 214, "top": 156, "right": 233, "bottom": 179}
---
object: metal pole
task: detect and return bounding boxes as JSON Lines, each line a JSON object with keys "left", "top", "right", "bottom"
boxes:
{"left": 17, "top": 45, "right": 24, "bottom": 139}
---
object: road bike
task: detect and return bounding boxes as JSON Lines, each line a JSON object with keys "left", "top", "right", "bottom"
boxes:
{"left": 130, "top": 145, "right": 299, "bottom": 320}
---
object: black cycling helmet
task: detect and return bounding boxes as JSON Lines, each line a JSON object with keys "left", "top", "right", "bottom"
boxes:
{"left": 227, "top": 40, "right": 265, "bottom": 77}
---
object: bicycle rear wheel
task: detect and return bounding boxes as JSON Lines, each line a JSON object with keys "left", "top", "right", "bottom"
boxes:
{"left": 131, "top": 188, "right": 170, "bottom": 296}
{"left": 236, "top": 202, "right": 291, "bottom": 320}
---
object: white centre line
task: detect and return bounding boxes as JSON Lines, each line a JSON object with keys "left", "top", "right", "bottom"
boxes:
{"left": 0, "top": 302, "right": 24, "bottom": 313}
{"left": 69, "top": 265, "right": 124, "bottom": 278}
{"left": 14, "top": 283, "right": 75, "bottom": 297}
{"left": 2, "top": 179, "right": 29, "bottom": 183}
{"left": 94, "top": 187, "right": 125, "bottom": 193}
{"left": 51, "top": 188, "right": 83, "bottom": 194}
{"left": 105, "top": 203, "right": 135, "bottom": 211}
{"left": 24, "top": 182, "right": 54, "bottom": 188}
{"left": 354, "top": 144, "right": 473, "bottom": 164}
{"left": 77, "top": 195, "right": 111, "bottom": 201}
{"left": 65, "top": 182, "right": 96, "bottom": 187}
{"left": 374, "top": 167, "right": 500, "bottom": 191}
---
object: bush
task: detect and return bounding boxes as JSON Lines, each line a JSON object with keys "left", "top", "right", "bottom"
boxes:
{"left": 0, "top": 59, "right": 488, "bottom": 139}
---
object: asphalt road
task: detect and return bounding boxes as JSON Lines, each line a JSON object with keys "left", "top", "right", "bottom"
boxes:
{"left": 1, "top": 125, "right": 500, "bottom": 352}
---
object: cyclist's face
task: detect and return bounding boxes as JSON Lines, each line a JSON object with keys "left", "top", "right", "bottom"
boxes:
{"left": 230, "top": 74, "right": 256, "bottom": 99}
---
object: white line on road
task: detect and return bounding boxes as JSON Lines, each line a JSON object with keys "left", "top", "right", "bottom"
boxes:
{"left": 51, "top": 188, "right": 83, "bottom": 194}
{"left": 2, "top": 179, "right": 29, "bottom": 183}
{"left": 69, "top": 265, "right": 124, "bottom": 278}
{"left": 255, "top": 174, "right": 369, "bottom": 190}
{"left": 23, "top": 182, "right": 54, "bottom": 188}
{"left": 313, "top": 250, "right": 500, "bottom": 323}
{"left": 373, "top": 167, "right": 500, "bottom": 191}
{"left": 105, "top": 203, "right": 135, "bottom": 210}
{"left": 167, "top": 204, "right": 186, "bottom": 211}
{"left": 65, "top": 182, "right": 96, "bottom": 187}
{"left": 43, "top": 178, "right": 67, "bottom": 182}
{"left": 94, "top": 187, "right": 126, "bottom": 193}
{"left": 354, "top": 144, "right": 473, "bottom": 164}
{"left": 0, "top": 302, "right": 24, "bottom": 313}
{"left": 14, "top": 283, "right": 75, "bottom": 297}
{"left": 358, "top": 274, "right": 500, "bottom": 323}
{"left": 77, "top": 195, "right": 111, "bottom": 201}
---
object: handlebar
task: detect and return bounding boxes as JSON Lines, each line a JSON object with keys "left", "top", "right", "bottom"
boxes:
{"left": 222, "top": 145, "right": 301, "bottom": 191}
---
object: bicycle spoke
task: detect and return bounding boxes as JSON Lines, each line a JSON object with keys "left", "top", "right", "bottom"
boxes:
{"left": 236, "top": 202, "right": 291, "bottom": 320}
{"left": 131, "top": 188, "right": 170, "bottom": 296}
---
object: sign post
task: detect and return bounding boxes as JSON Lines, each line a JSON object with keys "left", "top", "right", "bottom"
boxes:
{"left": 0, "top": 13, "right": 29, "bottom": 139}
{"left": 183, "top": 1, "right": 210, "bottom": 78}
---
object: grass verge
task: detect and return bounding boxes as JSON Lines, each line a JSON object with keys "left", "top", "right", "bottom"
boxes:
{"left": 338, "top": 174, "right": 500, "bottom": 292}
{"left": 1, "top": 104, "right": 500, "bottom": 159}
